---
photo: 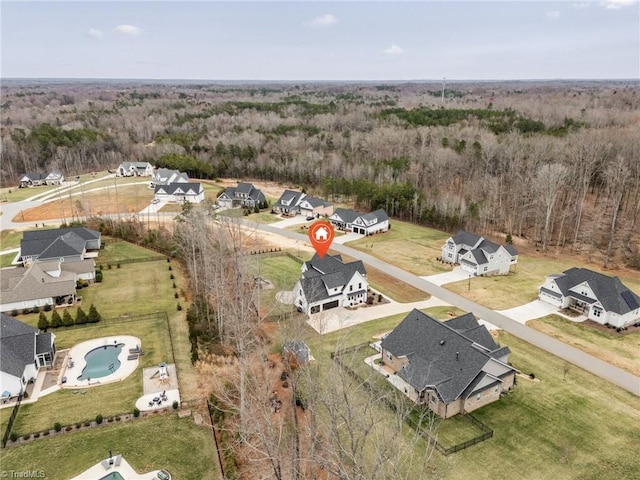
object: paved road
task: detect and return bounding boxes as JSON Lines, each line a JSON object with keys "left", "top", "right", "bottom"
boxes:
{"left": 240, "top": 219, "right": 640, "bottom": 396}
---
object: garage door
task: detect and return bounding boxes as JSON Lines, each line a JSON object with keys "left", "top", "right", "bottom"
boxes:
{"left": 322, "top": 300, "right": 339, "bottom": 311}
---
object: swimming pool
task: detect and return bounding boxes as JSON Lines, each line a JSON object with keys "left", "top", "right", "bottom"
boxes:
{"left": 98, "top": 472, "right": 125, "bottom": 480}
{"left": 78, "top": 343, "right": 124, "bottom": 380}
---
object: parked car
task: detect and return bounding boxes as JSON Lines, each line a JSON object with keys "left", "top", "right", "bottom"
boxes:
{"left": 151, "top": 198, "right": 160, "bottom": 204}
{"left": 306, "top": 215, "right": 315, "bottom": 221}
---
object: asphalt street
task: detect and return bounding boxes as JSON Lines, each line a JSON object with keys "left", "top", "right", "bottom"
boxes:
{"left": 242, "top": 219, "right": 640, "bottom": 397}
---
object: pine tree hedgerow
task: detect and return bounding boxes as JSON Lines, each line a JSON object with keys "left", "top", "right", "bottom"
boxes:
{"left": 37, "top": 311, "right": 49, "bottom": 330}
{"left": 88, "top": 304, "right": 101, "bottom": 323}
{"left": 51, "top": 310, "right": 64, "bottom": 328}
{"left": 75, "top": 307, "right": 88, "bottom": 325}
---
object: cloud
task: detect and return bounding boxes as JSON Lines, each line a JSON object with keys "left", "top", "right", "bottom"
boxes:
{"left": 87, "top": 28, "right": 103, "bottom": 39}
{"left": 572, "top": 2, "right": 591, "bottom": 8}
{"left": 382, "top": 44, "right": 404, "bottom": 56}
{"left": 310, "top": 14, "right": 337, "bottom": 27}
{"left": 114, "top": 24, "right": 143, "bottom": 36}
{"left": 546, "top": 10, "right": 561, "bottom": 19}
{"left": 601, "top": 0, "right": 637, "bottom": 8}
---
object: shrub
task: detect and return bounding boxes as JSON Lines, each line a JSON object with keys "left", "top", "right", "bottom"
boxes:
{"left": 529, "top": 373, "right": 536, "bottom": 380}
{"left": 108, "top": 264, "right": 112, "bottom": 270}
{"left": 84, "top": 422, "right": 90, "bottom": 427}
{"left": 10, "top": 309, "right": 18, "bottom": 317}
{"left": 168, "top": 265, "right": 172, "bottom": 271}
{"left": 133, "top": 407, "right": 140, "bottom": 418}
{"left": 173, "top": 400, "right": 179, "bottom": 410}
{"left": 167, "top": 258, "right": 171, "bottom": 263}
{"left": 177, "top": 303, "right": 182, "bottom": 311}
{"left": 82, "top": 282, "right": 89, "bottom": 288}
{"left": 95, "top": 270, "right": 103, "bottom": 282}
{"left": 75, "top": 307, "right": 88, "bottom": 325}
{"left": 43, "top": 303, "right": 52, "bottom": 312}
{"left": 172, "top": 282, "right": 177, "bottom": 289}
{"left": 116, "top": 263, "right": 121, "bottom": 269}
{"left": 38, "top": 311, "right": 49, "bottom": 331}
{"left": 76, "top": 422, "right": 81, "bottom": 429}
{"left": 88, "top": 304, "right": 101, "bottom": 323}
{"left": 23, "top": 434, "right": 31, "bottom": 441}
{"left": 42, "top": 430, "right": 49, "bottom": 436}
{"left": 10, "top": 432, "right": 18, "bottom": 442}
{"left": 76, "top": 280, "right": 84, "bottom": 290}
{"left": 22, "top": 308, "right": 31, "bottom": 315}
{"left": 34, "top": 432, "right": 40, "bottom": 438}
{"left": 65, "top": 426, "right": 72, "bottom": 432}
{"left": 115, "top": 416, "right": 121, "bottom": 421}
{"left": 54, "top": 422, "right": 62, "bottom": 432}
{"left": 57, "top": 308, "right": 73, "bottom": 328}
{"left": 96, "top": 414, "right": 103, "bottom": 424}
{"left": 170, "top": 273, "right": 175, "bottom": 280}
{"left": 174, "top": 292, "right": 179, "bottom": 299}
{"left": 32, "top": 306, "right": 40, "bottom": 314}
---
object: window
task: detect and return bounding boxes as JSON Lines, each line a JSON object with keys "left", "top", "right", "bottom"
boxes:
{"left": 386, "top": 351, "right": 392, "bottom": 360}
{"left": 350, "top": 285, "right": 353, "bottom": 291}
{"left": 593, "top": 308, "right": 602, "bottom": 318}
{"left": 483, "top": 266, "right": 488, "bottom": 272}
{"left": 358, "top": 283, "right": 362, "bottom": 289}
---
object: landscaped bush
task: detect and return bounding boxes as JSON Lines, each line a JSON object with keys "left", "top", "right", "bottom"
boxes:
{"left": 10, "top": 432, "right": 18, "bottom": 442}
{"left": 11, "top": 309, "right": 18, "bottom": 317}
{"left": 42, "top": 430, "right": 49, "bottom": 436}
{"left": 75, "top": 307, "right": 88, "bottom": 325}
{"left": 176, "top": 303, "right": 182, "bottom": 311}
{"left": 174, "top": 292, "right": 179, "bottom": 299}
{"left": 51, "top": 310, "right": 63, "bottom": 328}
{"left": 168, "top": 265, "right": 172, "bottom": 271}
{"left": 133, "top": 407, "right": 140, "bottom": 418}
{"left": 61, "top": 309, "right": 73, "bottom": 327}
{"left": 96, "top": 414, "right": 103, "bottom": 424}
{"left": 88, "top": 304, "right": 101, "bottom": 323}
{"left": 54, "top": 422, "right": 62, "bottom": 432}
{"left": 65, "top": 426, "right": 72, "bottom": 432}
{"left": 23, "top": 434, "right": 31, "bottom": 441}
{"left": 172, "top": 282, "right": 176, "bottom": 289}
{"left": 95, "top": 270, "right": 103, "bottom": 282}
{"left": 108, "top": 264, "right": 112, "bottom": 270}
{"left": 82, "top": 281, "right": 89, "bottom": 288}
{"left": 115, "top": 416, "right": 121, "bottom": 421}
{"left": 84, "top": 422, "right": 90, "bottom": 427}
{"left": 170, "top": 273, "right": 175, "bottom": 279}
{"left": 22, "top": 308, "right": 31, "bottom": 315}
{"left": 76, "top": 280, "right": 84, "bottom": 290}
{"left": 34, "top": 432, "right": 40, "bottom": 438}
{"left": 32, "top": 306, "right": 40, "bottom": 314}
{"left": 173, "top": 400, "right": 179, "bottom": 409}
{"left": 43, "top": 304, "right": 52, "bottom": 312}
{"left": 38, "top": 311, "right": 49, "bottom": 331}
{"left": 116, "top": 263, "right": 121, "bottom": 269}
{"left": 76, "top": 422, "right": 81, "bottom": 429}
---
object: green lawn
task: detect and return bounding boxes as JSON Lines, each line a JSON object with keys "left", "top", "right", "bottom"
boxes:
{"left": 97, "top": 238, "right": 167, "bottom": 266}
{"left": 0, "top": 227, "right": 58, "bottom": 251}
{"left": 345, "top": 220, "right": 450, "bottom": 275}
{"left": 444, "top": 255, "right": 640, "bottom": 310}
{"left": 306, "top": 312, "right": 640, "bottom": 480}
{"left": 4, "top": 315, "right": 172, "bottom": 435}
{"left": 0, "top": 252, "right": 16, "bottom": 267}
{"left": 528, "top": 315, "right": 640, "bottom": 377}
{"left": 0, "top": 185, "right": 59, "bottom": 203}
{"left": 0, "top": 415, "right": 220, "bottom": 480}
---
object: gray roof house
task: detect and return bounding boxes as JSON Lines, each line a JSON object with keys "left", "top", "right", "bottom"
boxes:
{"left": 150, "top": 168, "right": 189, "bottom": 187}
{"left": 539, "top": 267, "right": 640, "bottom": 328}
{"left": 329, "top": 208, "right": 390, "bottom": 235}
{"left": 20, "top": 227, "right": 101, "bottom": 266}
{"left": 217, "top": 182, "right": 266, "bottom": 209}
{"left": 0, "top": 262, "right": 77, "bottom": 313}
{"left": 294, "top": 254, "right": 368, "bottom": 315}
{"left": 380, "top": 309, "right": 516, "bottom": 418}
{"left": 273, "top": 190, "right": 334, "bottom": 217}
{"left": 154, "top": 183, "right": 204, "bottom": 203}
{"left": 1, "top": 313, "right": 56, "bottom": 398}
{"left": 19, "top": 172, "right": 64, "bottom": 187}
{"left": 116, "top": 162, "right": 154, "bottom": 177}
{"left": 441, "top": 231, "right": 518, "bottom": 276}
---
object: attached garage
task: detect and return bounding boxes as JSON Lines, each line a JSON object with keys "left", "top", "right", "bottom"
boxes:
{"left": 539, "top": 287, "right": 563, "bottom": 307}
{"left": 322, "top": 300, "right": 339, "bottom": 311}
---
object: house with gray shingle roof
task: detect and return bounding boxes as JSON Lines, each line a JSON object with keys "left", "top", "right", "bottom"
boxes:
{"left": 150, "top": 168, "right": 189, "bottom": 188}
{"left": 217, "top": 182, "right": 266, "bottom": 209}
{"left": 294, "top": 254, "right": 368, "bottom": 315}
{"left": 20, "top": 227, "right": 101, "bottom": 270}
{"left": 1, "top": 313, "right": 56, "bottom": 398}
{"left": 154, "top": 182, "right": 204, "bottom": 203}
{"left": 441, "top": 231, "right": 518, "bottom": 276}
{"left": 273, "top": 190, "right": 334, "bottom": 217}
{"left": 539, "top": 268, "right": 640, "bottom": 328}
{"left": 329, "top": 208, "right": 389, "bottom": 235}
{"left": 380, "top": 309, "right": 516, "bottom": 418}
{"left": 19, "top": 172, "right": 64, "bottom": 188}
{"left": 0, "top": 263, "right": 77, "bottom": 313}
{"left": 116, "top": 161, "right": 154, "bottom": 177}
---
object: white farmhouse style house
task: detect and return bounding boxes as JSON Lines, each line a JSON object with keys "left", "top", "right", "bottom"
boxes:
{"left": 19, "top": 172, "right": 64, "bottom": 188}
{"left": 273, "top": 190, "right": 333, "bottom": 217}
{"left": 328, "top": 208, "right": 389, "bottom": 235}
{"left": 539, "top": 268, "right": 640, "bottom": 328}
{"left": 154, "top": 183, "right": 204, "bottom": 203}
{"left": 294, "top": 254, "right": 368, "bottom": 315}
{"left": 116, "top": 162, "right": 154, "bottom": 177}
{"left": 441, "top": 231, "right": 518, "bottom": 276}
{"left": 217, "top": 183, "right": 266, "bottom": 209}
{"left": 150, "top": 168, "right": 189, "bottom": 188}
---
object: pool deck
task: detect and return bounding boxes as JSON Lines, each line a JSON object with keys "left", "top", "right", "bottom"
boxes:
{"left": 136, "top": 364, "right": 180, "bottom": 412}
{"left": 69, "top": 455, "right": 163, "bottom": 480}
{"left": 61, "top": 336, "right": 141, "bottom": 389}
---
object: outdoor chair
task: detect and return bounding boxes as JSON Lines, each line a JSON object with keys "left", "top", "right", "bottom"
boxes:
{"left": 114, "top": 454, "right": 122, "bottom": 467}
{"left": 101, "top": 460, "right": 111, "bottom": 470}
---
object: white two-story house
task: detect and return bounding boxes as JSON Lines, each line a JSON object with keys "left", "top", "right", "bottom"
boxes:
{"left": 329, "top": 208, "right": 390, "bottom": 235}
{"left": 441, "top": 231, "right": 518, "bottom": 276}
{"left": 539, "top": 268, "right": 640, "bottom": 328}
{"left": 294, "top": 254, "right": 368, "bottom": 315}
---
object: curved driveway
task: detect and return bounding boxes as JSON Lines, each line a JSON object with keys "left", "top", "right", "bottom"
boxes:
{"left": 241, "top": 219, "right": 640, "bottom": 397}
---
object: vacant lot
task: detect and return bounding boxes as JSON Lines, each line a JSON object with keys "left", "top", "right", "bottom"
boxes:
{"left": 307, "top": 311, "right": 640, "bottom": 480}
{"left": 346, "top": 220, "right": 450, "bottom": 275}
{"left": 528, "top": 315, "right": 640, "bottom": 377}
{"left": 15, "top": 184, "right": 153, "bottom": 222}
{"left": 0, "top": 414, "right": 219, "bottom": 480}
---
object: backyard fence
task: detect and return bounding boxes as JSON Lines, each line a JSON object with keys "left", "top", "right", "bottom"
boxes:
{"left": 332, "top": 344, "right": 494, "bottom": 456}
{"left": 97, "top": 254, "right": 168, "bottom": 268}
{"left": 1, "top": 393, "right": 23, "bottom": 448}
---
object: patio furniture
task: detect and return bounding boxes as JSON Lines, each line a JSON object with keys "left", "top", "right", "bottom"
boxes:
{"left": 127, "top": 354, "right": 139, "bottom": 360}
{"left": 101, "top": 460, "right": 111, "bottom": 470}
{"left": 157, "top": 470, "right": 171, "bottom": 480}
{"left": 114, "top": 454, "right": 122, "bottom": 467}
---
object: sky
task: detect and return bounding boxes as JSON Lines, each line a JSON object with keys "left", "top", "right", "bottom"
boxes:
{"left": 1, "top": 1, "right": 639, "bottom": 80}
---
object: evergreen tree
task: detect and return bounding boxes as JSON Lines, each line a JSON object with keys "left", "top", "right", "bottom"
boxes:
{"left": 62, "top": 309, "right": 74, "bottom": 326}
{"left": 51, "top": 310, "right": 63, "bottom": 328}
{"left": 37, "top": 311, "right": 49, "bottom": 331}
{"left": 75, "top": 307, "right": 87, "bottom": 325}
{"left": 88, "top": 304, "right": 102, "bottom": 323}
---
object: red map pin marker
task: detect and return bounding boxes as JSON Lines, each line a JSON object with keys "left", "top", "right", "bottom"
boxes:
{"left": 308, "top": 221, "right": 334, "bottom": 258}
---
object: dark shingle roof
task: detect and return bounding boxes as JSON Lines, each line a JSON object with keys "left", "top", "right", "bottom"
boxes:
{"left": 22, "top": 173, "right": 47, "bottom": 181}
{"left": 21, "top": 228, "right": 100, "bottom": 260}
{"left": 155, "top": 183, "right": 202, "bottom": 195}
{"left": 360, "top": 209, "right": 388, "bottom": 223}
{"left": 299, "top": 254, "right": 367, "bottom": 303}
{"left": 451, "top": 231, "right": 482, "bottom": 247}
{"left": 0, "top": 313, "right": 37, "bottom": 379}
{"left": 504, "top": 244, "right": 518, "bottom": 256}
{"left": 477, "top": 239, "right": 500, "bottom": 254}
{"left": 331, "top": 208, "right": 360, "bottom": 224}
{"left": 380, "top": 309, "right": 510, "bottom": 403}
{"left": 553, "top": 268, "right": 640, "bottom": 315}
{"left": 274, "top": 190, "right": 305, "bottom": 209}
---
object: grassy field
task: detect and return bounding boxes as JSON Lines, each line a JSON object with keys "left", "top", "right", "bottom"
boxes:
{"left": 444, "top": 254, "right": 640, "bottom": 310}
{"left": 1, "top": 315, "right": 172, "bottom": 435}
{"left": 528, "top": 315, "right": 640, "bottom": 377}
{"left": 0, "top": 414, "right": 219, "bottom": 480}
{"left": 345, "top": 220, "right": 450, "bottom": 275}
{"left": 0, "top": 252, "right": 16, "bottom": 267}
{"left": 97, "top": 237, "right": 167, "bottom": 265}
{"left": 0, "top": 185, "right": 59, "bottom": 203}
{"left": 16, "top": 184, "right": 154, "bottom": 222}
{"left": 248, "top": 253, "right": 303, "bottom": 319}
{"left": 305, "top": 311, "right": 640, "bottom": 480}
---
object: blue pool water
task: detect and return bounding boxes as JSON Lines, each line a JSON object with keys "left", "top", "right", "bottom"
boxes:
{"left": 78, "top": 343, "right": 124, "bottom": 381}
{"left": 98, "top": 472, "right": 125, "bottom": 480}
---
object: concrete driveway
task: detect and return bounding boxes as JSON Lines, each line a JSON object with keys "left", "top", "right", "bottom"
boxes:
{"left": 499, "top": 300, "right": 585, "bottom": 325}
{"left": 421, "top": 267, "right": 470, "bottom": 286}
{"left": 307, "top": 296, "right": 451, "bottom": 334}
{"left": 270, "top": 215, "right": 309, "bottom": 228}
{"left": 333, "top": 232, "right": 364, "bottom": 244}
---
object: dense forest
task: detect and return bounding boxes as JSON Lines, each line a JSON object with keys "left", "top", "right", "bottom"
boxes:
{"left": 1, "top": 80, "right": 639, "bottom": 267}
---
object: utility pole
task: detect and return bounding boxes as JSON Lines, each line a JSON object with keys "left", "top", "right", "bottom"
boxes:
{"left": 441, "top": 77, "right": 446, "bottom": 104}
